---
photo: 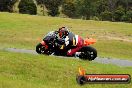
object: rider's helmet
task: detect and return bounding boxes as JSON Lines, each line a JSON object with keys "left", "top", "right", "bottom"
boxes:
{"left": 58, "top": 27, "right": 69, "bottom": 38}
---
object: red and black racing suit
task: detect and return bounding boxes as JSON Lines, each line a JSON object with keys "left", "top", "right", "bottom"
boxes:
{"left": 60, "top": 32, "right": 84, "bottom": 56}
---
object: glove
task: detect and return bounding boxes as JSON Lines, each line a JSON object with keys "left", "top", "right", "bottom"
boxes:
{"left": 55, "top": 42, "right": 64, "bottom": 49}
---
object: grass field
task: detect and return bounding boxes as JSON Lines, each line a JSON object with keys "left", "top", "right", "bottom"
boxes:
{"left": 0, "top": 12, "right": 132, "bottom": 60}
{"left": 0, "top": 50, "right": 132, "bottom": 88}
{"left": 0, "top": 12, "right": 132, "bottom": 88}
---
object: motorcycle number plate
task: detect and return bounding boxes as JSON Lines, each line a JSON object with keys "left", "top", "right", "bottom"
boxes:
{"left": 65, "top": 36, "right": 69, "bottom": 46}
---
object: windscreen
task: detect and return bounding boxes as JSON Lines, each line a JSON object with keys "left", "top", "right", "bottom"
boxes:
{"left": 44, "top": 31, "right": 55, "bottom": 38}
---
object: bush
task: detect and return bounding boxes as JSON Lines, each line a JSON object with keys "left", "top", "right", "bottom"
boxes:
{"left": 121, "top": 15, "right": 129, "bottom": 22}
{"left": 18, "top": 0, "right": 37, "bottom": 15}
{"left": 113, "top": 6, "right": 125, "bottom": 21}
{"left": 126, "top": 10, "right": 132, "bottom": 22}
{"left": 62, "top": 2, "right": 76, "bottom": 18}
{"left": 47, "top": 8, "right": 59, "bottom": 16}
{"left": 113, "top": 10, "right": 124, "bottom": 21}
{"left": 44, "top": 0, "right": 63, "bottom": 16}
{"left": 100, "top": 11, "right": 112, "bottom": 21}
{"left": 0, "top": 0, "right": 17, "bottom": 12}
{"left": 90, "top": 16, "right": 100, "bottom": 21}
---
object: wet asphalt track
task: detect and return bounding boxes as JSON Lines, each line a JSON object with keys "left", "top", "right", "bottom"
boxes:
{"left": 2, "top": 48, "right": 132, "bottom": 67}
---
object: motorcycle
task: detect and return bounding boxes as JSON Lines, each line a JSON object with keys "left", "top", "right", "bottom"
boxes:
{"left": 36, "top": 31, "right": 97, "bottom": 61}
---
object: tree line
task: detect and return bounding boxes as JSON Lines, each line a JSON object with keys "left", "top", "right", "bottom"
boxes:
{"left": 0, "top": 0, "right": 132, "bottom": 22}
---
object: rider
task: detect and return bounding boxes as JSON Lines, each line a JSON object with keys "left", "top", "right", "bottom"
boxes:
{"left": 56, "top": 27, "right": 84, "bottom": 57}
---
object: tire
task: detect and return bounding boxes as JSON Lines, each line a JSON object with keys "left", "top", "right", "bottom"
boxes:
{"left": 36, "top": 43, "right": 53, "bottom": 55}
{"left": 36, "top": 43, "right": 45, "bottom": 54}
{"left": 79, "top": 46, "right": 97, "bottom": 61}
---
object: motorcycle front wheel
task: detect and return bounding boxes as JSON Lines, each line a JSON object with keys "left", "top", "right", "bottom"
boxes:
{"left": 36, "top": 43, "right": 52, "bottom": 55}
{"left": 36, "top": 43, "right": 46, "bottom": 54}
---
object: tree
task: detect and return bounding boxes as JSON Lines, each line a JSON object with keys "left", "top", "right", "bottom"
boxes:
{"left": 75, "top": 0, "right": 96, "bottom": 20}
{"left": 101, "top": 11, "right": 112, "bottom": 21}
{"left": 96, "top": 0, "right": 109, "bottom": 15}
{"left": 107, "top": 0, "right": 118, "bottom": 12}
{"left": 0, "top": 0, "right": 17, "bottom": 12}
{"left": 116, "top": 0, "right": 128, "bottom": 10}
{"left": 113, "top": 6, "right": 125, "bottom": 21}
{"left": 18, "top": 0, "right": 37, "bottom": 15}
{"left": 121, "top": 15, "right": 129, "bottom": 22}
{"left": 36, "top": 0, "right": 63, "bottom": 16}
{"left": 36, "top": 0, "right": 45, "bottom": 15}
{"left": 34, "top": 0, "right": 131, "bottom": 22}
{"left": 126, "top": 10, "right": 132, "bottom": 22}
{"left": 62, "top": 1, "right": 76, "bottom": 18}
{"left": 128, "top": 0, "right": 132, "bottom": 10}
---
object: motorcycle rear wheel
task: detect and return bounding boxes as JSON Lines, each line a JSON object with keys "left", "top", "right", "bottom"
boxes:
{"left": 79, "top": 46, "right": 97, "bottom": 61}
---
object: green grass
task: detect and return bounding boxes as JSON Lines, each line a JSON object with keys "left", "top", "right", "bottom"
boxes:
{"left": 0, "top": 12, "right": 132, "bottom": 88}
{"left": 94, "top": 40, "right": 132, "bottom": 59}
{"left": 0, "top": 50, "right": 132, "bottom": 88}
{"left": 0, "top": 12, "right": 132, "bottom": 60}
